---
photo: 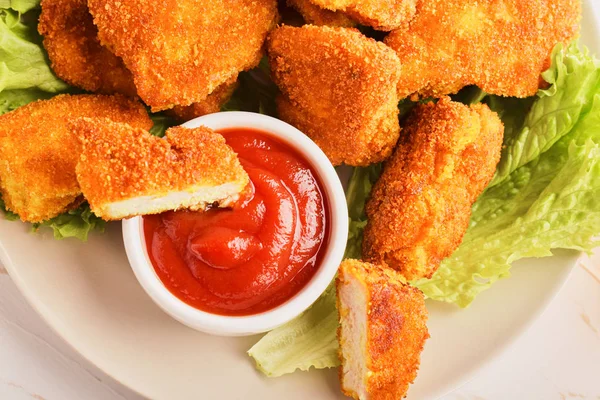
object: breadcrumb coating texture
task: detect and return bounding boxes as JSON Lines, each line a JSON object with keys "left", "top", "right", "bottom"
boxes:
{"left": 268, "top": 25, "right": 401, "bottom": 166}
{"left": 87, "top": 0, "right": 279, "bottom": 111}
{"left": 0, "top": 94, "right": 151, "bottom": 223}
{"left": 385, "top": 0, "right": 581, "bottom": 99}
{"left": 337, "top": 259, "right": 429, "bottom": 400}
{"left": 166, "top": 79, "right": 239, "bottom": 122}
{"left": 38, "top": 0, "right": 137, "bottom": 97}
{"left": 363, "top": 98, "right": 504, "bottom": 280}
{"left": 307, "top": 0, "right": 416, "bottom": 30}
{"left": 72, "top": 120, "right": 249, "bottom": 220}
{"left": 287, "top": 0, "right": 355, "bottom": 27}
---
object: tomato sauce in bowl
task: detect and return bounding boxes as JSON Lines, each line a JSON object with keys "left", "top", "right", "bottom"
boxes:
{"left": 143, "top": 128, "right": 329, "bottom": 316}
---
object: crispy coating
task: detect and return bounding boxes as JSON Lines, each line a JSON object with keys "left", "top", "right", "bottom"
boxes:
{"left": 287, "top": 0, "right": 355, "bottom": 27}
{"left": 166, "top": 79, "right": 239, "bottom": 122}
{"left": 385, "top": 0, "right": 581, "bottom": 99}
{"left": 307, "top": 0, "right": 416, "bottom": 30}
{"left": 0, "top": 94, "right": 152, "bottom": 223}
{"left": 268, "top": 25, "right": 401, "bottom": 166}
{"left": 72, "top": 120, "right": 249, "bottom": 220}
{"left": 337, "top": 259, "right": 429, "bottom": 400}
{"left": 38, "top": 0, "right": 137, "bottom": 97}
{"left": 87, "top": 0, "right": 278, "bottom": 111}
{"left": 363, "top": 98, "right": 504, "bottom": 280}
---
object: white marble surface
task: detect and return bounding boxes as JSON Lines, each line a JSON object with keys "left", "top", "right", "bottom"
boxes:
{"left": 0, "top": 250, "right": 599, "bottom": 400}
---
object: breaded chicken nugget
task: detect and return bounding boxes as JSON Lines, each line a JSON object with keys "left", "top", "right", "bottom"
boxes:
{"left": 363, "top": 98, "right": 504, "bottom": 280}
{"left": 0, "top": 95, "right": 152, "bottom": 223}
{"left": 268, "top": 25, "right": 401, "bottom": 166}
{"left": 287, "top": 0, "right": 355, "bottom": 27}
{"left": 38, "top": 0, "right": 136, "bottom": 97}
{"left": 72, "top": 120, "right": 249, "bottom": 220}
{"left": 307, "top": 0, "right": 416, "bottom": 30}
{"left": 166, "top": 79, "right": 239, "bottom": 122}
{"left": 385, "top": 0, "right": 581, "bottom": 99}
{"left": 337, "top": 259, "right": 429, "bottom": 400}
{"left": 87, "top": 0, "right": 278, "bottom": 111}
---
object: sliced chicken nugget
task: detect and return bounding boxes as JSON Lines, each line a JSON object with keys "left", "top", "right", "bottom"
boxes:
{"left": 363, "top": 98, "right": 504, "bottom": 280}
{"left": 268, "top": 25, "right": 401, "bottom": 166}
{"left": 38, "top": 0, "right": 137, "bottom": 97}
{"left": 385, "top": 0, "right": 581, "bottom": 99}
{"left": 87, "top": 0, "right": 278, "bottom": 111}
{"left": 72, "top": 119, "right": 249, "bottom": 220}
{"left": 0, "top": 94, "right": 151, "bottom": 223}
{"left": 287, "top": 0, "right": 355, "bottom": 27}
{"left": 337, "top": 259, "right": 429, "bottom": 400}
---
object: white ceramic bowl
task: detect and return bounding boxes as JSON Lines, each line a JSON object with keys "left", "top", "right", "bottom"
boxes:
{"left": 122, "top": 111, "right": 348, "bottom": 336}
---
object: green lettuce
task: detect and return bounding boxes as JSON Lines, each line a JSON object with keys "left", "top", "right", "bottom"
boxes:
{"left": 0, "top": 0, "right": 39, "bottom": 13}
{"left": 248, "top": 41, "right": 600, "bottom": 376}
{"left": 0, "top": 9, "right": 67, "bottom": 93}
{"left": 489, "top": 43, "right": 600, "bottom": 186}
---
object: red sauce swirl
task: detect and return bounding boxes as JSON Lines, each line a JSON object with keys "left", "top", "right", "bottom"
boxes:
{"left": 143, "top": 128, "right": 329, "bottom": 316}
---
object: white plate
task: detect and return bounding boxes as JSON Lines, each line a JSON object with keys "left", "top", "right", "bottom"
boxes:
{"left": 2, "top": 4, "right": 599, "bottom": 399}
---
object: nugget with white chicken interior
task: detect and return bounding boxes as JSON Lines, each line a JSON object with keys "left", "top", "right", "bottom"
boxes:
{"left": 337, "top": 259, "right": 429, "bottom": 400}
{"left": 71, "top": 119, "right": 249, "bottom": 220}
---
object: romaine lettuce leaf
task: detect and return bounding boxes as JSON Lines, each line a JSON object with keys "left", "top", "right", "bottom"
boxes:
{"left": 0, "top": 0, "right": 39, "bottom": 13}
{"left": 0, "top": 9, "right": 68, "bottom": 93}
{"left": 247, "top": 285, "right": 340, "bottom": 376}
{"left": 489, "top": 42, "right": 600, "bottom": 186}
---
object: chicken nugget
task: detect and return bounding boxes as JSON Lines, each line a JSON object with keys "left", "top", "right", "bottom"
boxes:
{"left": 363, "top": 98, "right": 504, "bottom": 280}
{"left": 268, "top": 25, "right": 401, "bottom": 166}
{"left": 307, "top": 0, "right": 416, "bottom": 30}
{"left": 87, "top": 0, "right": 278, "bottom": 111}
{"left": 337, "top": 259, "right": 429, "bottom": 400}
{"left": 38, "top": 0, "right": 137, "bottom": 97}
{"left": 72, "top": 120, "right": 249, "bottom": 220}
{"left": 166, "top": 79, "right": 239, "bottom": 122}
{"left": 0, "top": 95, "right": 152, "bottom": 223}
{"left": 287, "top": 0, "right": 355, "bottom": 27}
{"left": 385, "top": 0, "right": 581, "bottom": 99}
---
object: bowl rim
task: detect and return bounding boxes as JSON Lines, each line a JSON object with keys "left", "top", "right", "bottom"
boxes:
{"left": 122, "top": 111, "right": 348, "bottom": 336}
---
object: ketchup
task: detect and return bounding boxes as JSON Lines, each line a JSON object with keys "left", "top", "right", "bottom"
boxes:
{"left": 143, "top": 128, "right": 329, "bottom": 316}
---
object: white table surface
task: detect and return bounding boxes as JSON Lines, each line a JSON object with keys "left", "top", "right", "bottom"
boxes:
{"left": 0, "top": 248, "right": 599, "bottom": 400}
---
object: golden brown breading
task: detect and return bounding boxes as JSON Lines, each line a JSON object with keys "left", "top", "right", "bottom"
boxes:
{"left": 308, "top": 0, "right": 416, "bottom": 30}
{"left": 166, "top": 79, "right": 239, "bottom": 122}
{"left": 287, "top": 0, "right": 355, "bottom": 27}
{"left": 385, "top": 0, "right": 581, "bottom": 99}
{"left": 337, "top": 259, "right": 429, "bottom": 400}
{"left": 72, "top": 120, "right": 249, "bottom": 220}
{"left": 38, "top": 0, "right": 137, "bottom": 97}
{"left": 87, "top": 0, "right": 278, "bottom": 111}
{"left": 363, "top": 98, "right": 504, "bottom": 280}
{"left": 268, "top": 25, "right": 401, "bottom": 166}
{"left": 0, "top": 95, "right": 152, "bottom": 223}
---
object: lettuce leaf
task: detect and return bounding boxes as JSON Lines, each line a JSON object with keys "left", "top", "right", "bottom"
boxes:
{"left": 489, "top": 42, "right": 600, "bottom": 186}
{"left": 247, "top": 285, "right": 340, "bottom": 377}
{"left": 0, "top": 0, "right": 39, "bottom": 13}
{"left": 248, "top": 41, "right": 600, "bottom": 376}
{"left": 0, "top": 9, "right": 68, "bottom": 93}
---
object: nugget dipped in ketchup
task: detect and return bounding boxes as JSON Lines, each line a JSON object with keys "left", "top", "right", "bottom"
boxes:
{"left": 143, "top": 128, "right": 330, "bottom": 316}
{"left": 72, "top": 119, "right": 249, "bottom": 220}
